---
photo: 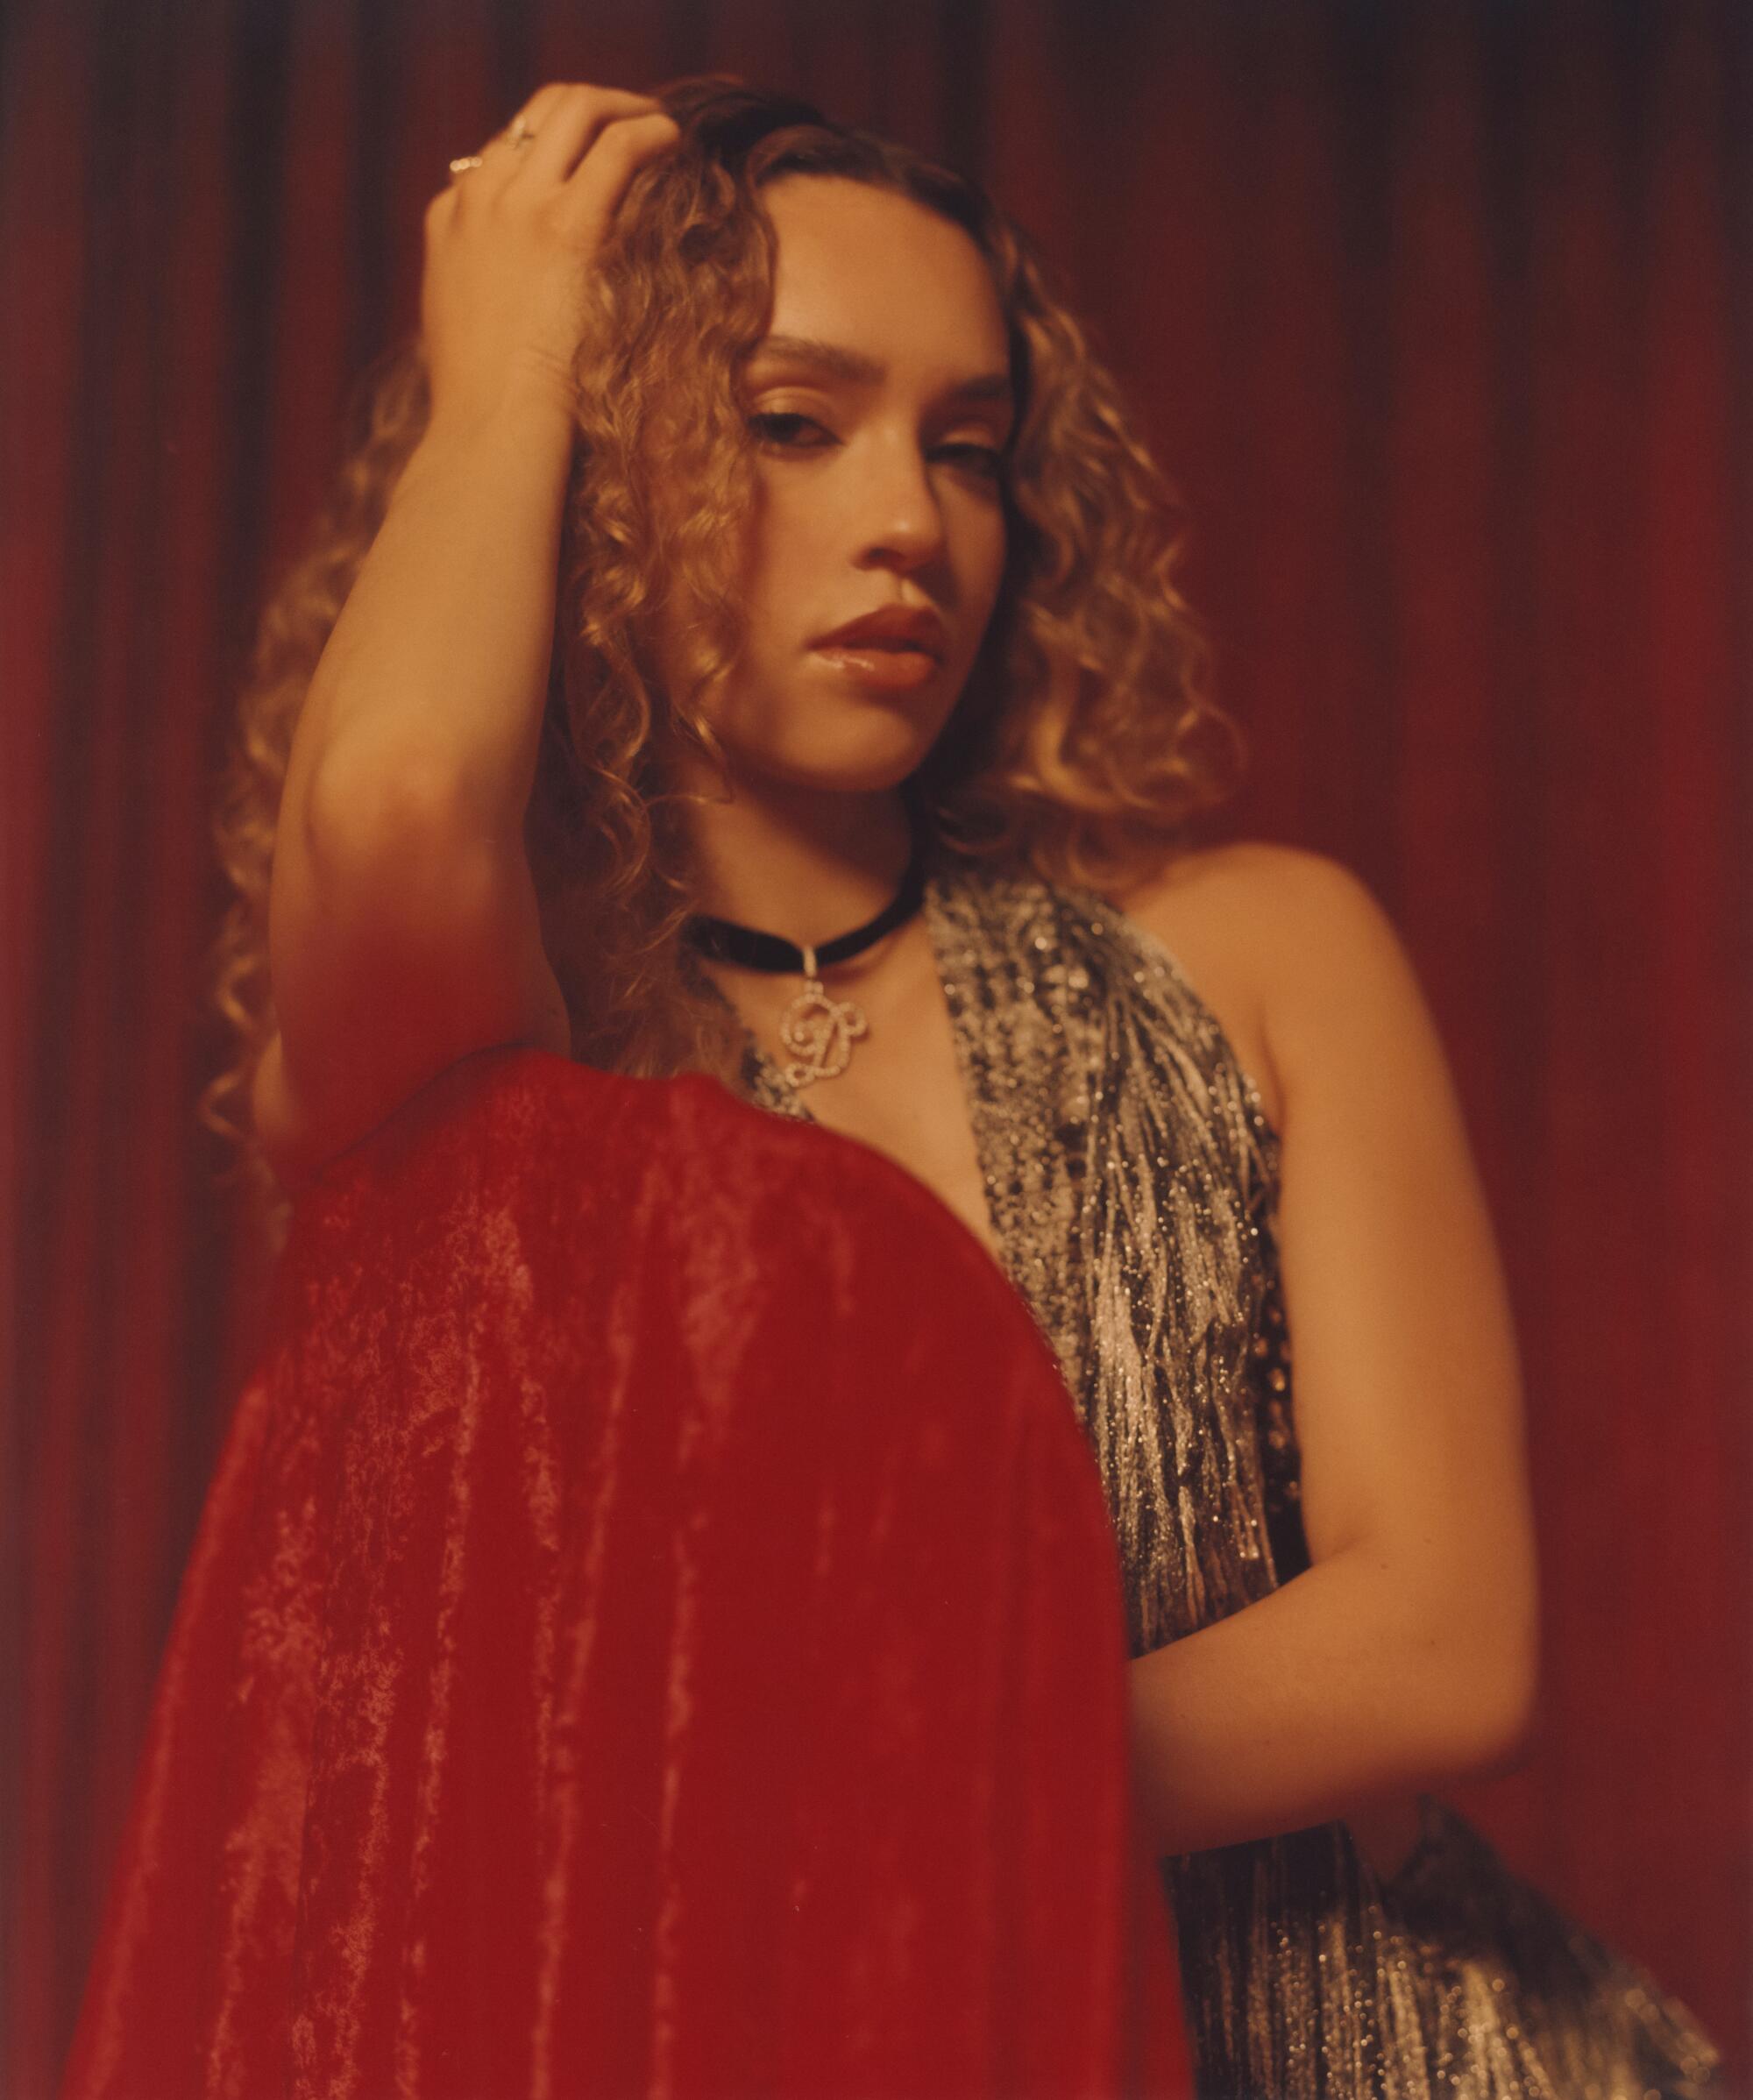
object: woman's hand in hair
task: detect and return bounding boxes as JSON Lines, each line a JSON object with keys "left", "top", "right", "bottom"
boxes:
{"left": 421, "top": 81, "right": 681, "bottom": 435}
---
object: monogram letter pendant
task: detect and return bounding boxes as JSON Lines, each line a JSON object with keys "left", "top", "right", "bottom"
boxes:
{"left": 778, "top": 946, "right": 869, "bottom": 1089}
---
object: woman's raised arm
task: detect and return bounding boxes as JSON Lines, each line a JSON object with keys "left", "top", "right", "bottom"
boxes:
{"left": 259, "top": 85, "right": 680, "bottom": 1194}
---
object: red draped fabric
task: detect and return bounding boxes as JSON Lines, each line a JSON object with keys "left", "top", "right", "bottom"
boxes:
{"left": 3, "top": 4, "right": 1747, "bottom": 2093}
{"left": 53, "top": 1048, "right": 1191, "bottom": 2098}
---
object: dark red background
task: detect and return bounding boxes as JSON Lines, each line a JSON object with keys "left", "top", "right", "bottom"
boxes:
{"left": 3, "top": 3, "right": 1747, "bottom": 2094}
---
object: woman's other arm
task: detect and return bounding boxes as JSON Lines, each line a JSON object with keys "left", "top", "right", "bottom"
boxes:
{"left": 1126, "top": 845, "right": 1540, "bottom": 1858}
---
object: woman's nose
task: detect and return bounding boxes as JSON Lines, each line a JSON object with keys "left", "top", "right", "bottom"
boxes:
{"left": 852, "top": 446, "right": 947, "bottom": 572}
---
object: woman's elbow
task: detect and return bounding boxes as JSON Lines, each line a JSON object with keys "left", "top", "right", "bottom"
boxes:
{"left": 1434, "top": 1599, "right": 1542, "bottom": 1780}
{"left": 1460, "top": 1659, "right": 1540, "bottom": 1779}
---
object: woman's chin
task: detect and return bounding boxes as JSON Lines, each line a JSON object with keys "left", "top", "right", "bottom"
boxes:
{"left": 733, "top": 730, "right": 947, "bottom": 800}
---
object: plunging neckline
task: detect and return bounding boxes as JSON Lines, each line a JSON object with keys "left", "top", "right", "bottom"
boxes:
{"left": 709, "top": 869, "right": 1011, "bottom": 1274}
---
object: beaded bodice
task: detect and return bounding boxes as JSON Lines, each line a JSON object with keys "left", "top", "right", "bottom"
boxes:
{"left": 725, "top": 855, "right": 1300, "bottom": 1656}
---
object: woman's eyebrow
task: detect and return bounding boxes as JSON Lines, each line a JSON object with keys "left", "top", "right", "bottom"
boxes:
{"left": 749, "top": 333, "right": 1014, "bottom": 407}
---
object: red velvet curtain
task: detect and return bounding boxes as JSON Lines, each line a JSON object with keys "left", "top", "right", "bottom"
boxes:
{"left": 3, "top": 1, "right": 1746, "bottom": 2092}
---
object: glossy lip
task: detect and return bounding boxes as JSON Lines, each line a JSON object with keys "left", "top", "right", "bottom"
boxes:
{"left": 809, "top": 603, "right": 949, "bottom": 659}
{"left": 811, "top": 642, "right": 941, "bottom": 689}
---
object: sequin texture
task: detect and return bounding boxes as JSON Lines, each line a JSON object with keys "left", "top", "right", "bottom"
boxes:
{"left": 713, "top": 855, "right": 1721, "bottom": 2100}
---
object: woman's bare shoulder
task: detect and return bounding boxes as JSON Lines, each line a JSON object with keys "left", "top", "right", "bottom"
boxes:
{"left": 1111, "top": 838, "right": 1390, "bottom": 973}
{"left": 1113, "top": 836, "right": 1364, "bottom": 909}
{"left": 1100, "top": 840, "right": 1387, "bottom": 1135}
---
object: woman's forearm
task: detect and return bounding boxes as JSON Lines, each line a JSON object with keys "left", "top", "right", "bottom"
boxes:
{"left": 287, "top": 384, "right": 577, "bottom": 853}
{"left": 1128, "top": 1543, "right": 1537, "bottom": 1858}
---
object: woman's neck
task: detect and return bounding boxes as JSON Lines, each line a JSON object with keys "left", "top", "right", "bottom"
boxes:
{"left": 681, "top": 781, "right": 916, "bottom": 946}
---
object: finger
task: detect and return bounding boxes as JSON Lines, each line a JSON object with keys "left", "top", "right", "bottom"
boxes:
{"left": 500, "top": 84, "right": 671, "bottom": 195}
{"left": 452, "top": 81, "right": 587, "bottom": 195}
{"left": 551, "top": 109, "right": 682, "bottom": 238}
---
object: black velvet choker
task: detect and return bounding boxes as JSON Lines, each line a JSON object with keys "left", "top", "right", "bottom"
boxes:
{"left": 682, "top": 841, "right": 929, "bottom": 976}
{"left": 682, "top": 819, "right": 931, "bottom": 1090}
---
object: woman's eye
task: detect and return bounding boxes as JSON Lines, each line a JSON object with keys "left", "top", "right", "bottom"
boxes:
{"left": 939, "top": 443, "right": 1006, "bottom": 479}
{"left": 747, "top": 414, "right": 1004, "bottom": 479}
{"left": 748, "top": 412, "right": 834, "bottom": 449}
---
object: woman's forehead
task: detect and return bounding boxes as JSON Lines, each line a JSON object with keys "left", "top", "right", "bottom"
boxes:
{"left": 757, "top": 177, "right": 1008, "bottom": 379}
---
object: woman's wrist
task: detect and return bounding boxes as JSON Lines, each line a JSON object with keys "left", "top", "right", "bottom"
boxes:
{"left": 419, "top": 372, "right": 578, "bottom": 466}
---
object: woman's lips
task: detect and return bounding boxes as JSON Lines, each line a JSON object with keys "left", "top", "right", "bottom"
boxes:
{"left": 810, "top": 643, "right": 941, "bottom": 689}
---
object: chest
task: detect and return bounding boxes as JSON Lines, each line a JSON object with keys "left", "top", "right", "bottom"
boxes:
{"left": 697, "top": 888, "right": 1278, "bottom": 1279}
{"left": 789, "top": 985, "right": 1003, "bottom": 1265}
{"left": 701, "top": 919, "right": 1004, "bottom": 1266}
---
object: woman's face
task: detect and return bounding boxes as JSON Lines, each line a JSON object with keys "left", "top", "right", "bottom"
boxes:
{"left": 664, "top": 173, "right": 1014, "bottom": 800}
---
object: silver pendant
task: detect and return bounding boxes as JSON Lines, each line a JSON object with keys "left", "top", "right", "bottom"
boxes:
{"left": 777, "top": 943, "right": 868, "bottom": 1089}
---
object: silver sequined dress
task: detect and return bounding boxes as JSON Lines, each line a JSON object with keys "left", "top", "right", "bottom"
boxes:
{"left": 703, "top": 852, "right": 1721, "bottom": 2100}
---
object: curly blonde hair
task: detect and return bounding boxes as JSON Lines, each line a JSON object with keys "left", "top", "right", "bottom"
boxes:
{"left": 200, "top": 74, "right": 1246, "bottom": 1258}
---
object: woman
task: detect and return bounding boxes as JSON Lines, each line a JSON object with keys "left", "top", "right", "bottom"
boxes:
{"left": 212, "top": 74, "right": 1717, "bottom": 2096}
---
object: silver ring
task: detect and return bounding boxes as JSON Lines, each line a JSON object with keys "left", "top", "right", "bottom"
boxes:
{"left": 449, "top": 111, "right": 537, "bottom": 179}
